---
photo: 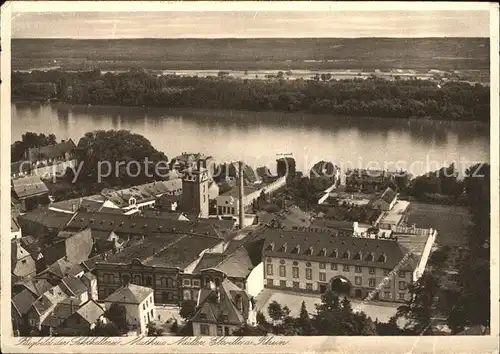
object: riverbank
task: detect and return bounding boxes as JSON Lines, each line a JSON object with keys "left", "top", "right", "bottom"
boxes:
{"left": 12, "top": 70, "right": 490, "bottom": 123}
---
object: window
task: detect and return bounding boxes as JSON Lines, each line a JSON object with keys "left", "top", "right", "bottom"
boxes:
{"left": 369, "top": 267, "right": 375, "bottom": 275}
{"left": 398, "top": 281, "right": 406, "bottom": 290}
{"left": 183, "top": 279, "right": 191, "bottom": 287}
{"left": 143, "top": 304, "right": 146, "bottom": 310}
{"left": 355, "top": 266, "right": 362, "bottom": 273}
{"left": 134, "top": 275, "right": 142, "bottom": 285}
{"left": 217, "top": 325, "right": 223, "bottom": 336}
{"left": 293, "top": 261, "right": 299, "bottom": 266}
{"left": 398, "top": 271, "right": 406, "bottom": 278}
{"left": 305, "top": 268, "right": 312, "bottom": 280}
{"left": 342, "top": 252, "right": 349, "bottom": 259}
{"left": 224, "top": 326, "right": 230, "bottom": 336}
{"left": 306, "top": 262, "right": 311, "bottom": 267}
{"left": 343, "top": 264, "right": 350, "bottom": 272}
{"left": 267, "top": 279, "right": 274, "bottom": 286}
{"left": 122, "top": 274, "right": 130, "bottom": 285}
{"left": 365, "top": 253, "right": 374, "bottom": 261}
{"left": 145, "top": 276, "right": 152, "bottom": 286}
{"left": 398, "top": 293, "right": 405, "bottom": 300}
{"left": 319, "top": 263, "right": 326, "bottom": 269}
{"left": 355, "top": 276, "right": 362, "bottom": 285}
{"left": 183, "top": 289, "right": 192, "bottom": 300}
{"left": 306, "top": 283, "right": 313, "bottom": 291}
{"left": 266, "top": 257, "right": 272, "bottom": 262}
{"left": 383, "top": 270, "right": 390, "bottom": 276}
{"left": 384, "top": 280, "right": 391, "bottom": 289}
{"left": 151, "top": 309, "right": 154, "bottom": 318}
{"left": 319, "top": 273, "right": 326, "bottom": 282}
{"left": 192, "top": 279, "right": 201, "bottom": 287}
{"left": 200, "top": 324, "right": 210, "bottom": 335}
{"left": 331, "top": 263, "right": 337, "bottom": 270}
{"left": 266, "top": 264, "right": 273, "bottom": 276}
{"left": 280, "top": 280, "right": 287, "bottom": 288}
{"left": 331, "top": 250, "right": 338, "bottom": 258}
{"left": 384, "top": 292, "right": 391, "bottom": 299}
{"left": 369, "top": 278, "right": 376, "bottom": 287}
{"left": 293, "top": 281, "right": 299, "bottom": 289}
{"left": 292, "top": 267, "right": 299, "bottom": 278}
{"left": 279, "top": 265, "right": 286, "bottom": 277}
{"left": 21, "top": 260, "right": 27, "bottom": 264}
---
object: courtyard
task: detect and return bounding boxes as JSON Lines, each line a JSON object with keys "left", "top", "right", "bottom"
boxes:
{"left": 255, "top": 288, "right": 403, "bottom": 324}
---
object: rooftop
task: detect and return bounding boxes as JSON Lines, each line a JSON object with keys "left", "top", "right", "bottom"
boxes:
{"left": 27, "top": 139, "right": 76, "bottom": 162}
{"left": 18, "top": 208, "right": 74, "bottom": 231}
{"left": 49, "top": 197, "right": 104, "bottom": 213}
{"left": 380, "top": 187, "right": 397, "bottom": 204}
{"left": 220, "top": 185, "right": 261, "bottom": 198}
{"left": 105, "top": 283, "right": 153, "bottom": 305}
{"left": 41, "top": 296, "right": 82, "bottom": 328}
{"left": 75, "top": 300, "right": 105, "bottom": 324}
{"left": 12, "top": 289, "right": 36, "bottom": 317}
{"left": 12, "top": 175, "right": 49, "bottom": 199}
{"left": 262, "top": 229, "right": 415, "bottom": 270}
{"left": 65, "top": 211, "right": 228, "bottom": 238}
{"left": 101, "top": 180, "right": 183, "bottom": 208}
{"left": 191, "top": 278, "right": 251, "bottom": 326}
{"left": 60, "top": 275, "right": 88, "bottom": 297}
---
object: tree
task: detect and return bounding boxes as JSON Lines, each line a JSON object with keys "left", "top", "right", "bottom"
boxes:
{"left": 232, "top": 324, "right": 268, "bottom": 336}
{"left": 105, "top": 303, "right": 129, "bottom": 334}
{"left": 375, "top": 315, "right": 403, "bottom": 335}
{"left": 267, "top": 301, "right": 285, "bottom": 325}
{"left": 146, "top": 321, "right": 164, "bottom": 336}
{"left": 179, "top": 300, "right": 197, "bottom": 321}
{"left": 395, "top": 272, "right": 439, "bottom": 335}
{"left": 296, "top": 301, "right": 314, "bottom": 335}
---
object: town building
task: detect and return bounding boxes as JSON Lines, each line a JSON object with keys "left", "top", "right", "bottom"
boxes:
{"left": 11, "top": 175, "right": 50, "bottom": 212}
{"left": 12, "top": 240, "right": 37, "bottom": 282}
{"left": 191, "top": 278, "right": 256, "bottom": 336}
{"left": 12, "top": 289, "right": 37, "bottom": 334}
{"left": 181, "top": 165, "right": 210, "bottom": 218}
{"left": 370, "top": 187, "right": 398, "bottom": 211}
{"left": 17, "top": 208, "right": 74, "bottom": 236}
{"left": 345, "top": 168, "right": 396, "bottom": 193}
{"left": 261, "top": 227, "right": 436, "bottom": 303}
{"left": 49, "top": 299, "right": 105, "bottom": 336}
{"left": 215, "top": 176, "right": 286, "bottom": 217}
{"left": 103, "top": 284, "right": 155, "bottom": 335}
{"left": 11, "top": 139, "right": 77, "bottom": 180}
{"left": 26, "top": 285, "right": 68, "bottom": 330}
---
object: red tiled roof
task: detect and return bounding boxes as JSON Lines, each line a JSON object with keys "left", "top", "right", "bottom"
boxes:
{"left": 105, "top": 284, "right": 153, "bottom": 304}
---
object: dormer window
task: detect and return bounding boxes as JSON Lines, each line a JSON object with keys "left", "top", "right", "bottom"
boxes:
{"left": 365, "top": 253, "right": 374, "bottom": 261}
{"left": 266, "top": 242, "right": 275, "bottom": 251}
{"left": 331, "top": 249, "right": 338, "bottom": 258}
{"left": 291, "top": 245, "right": 300, "bottom": 254}
{"left": 304, "top": 246, "right": 313, "bottom": 255}
{"left": 353, "top": 252, "right": 362, "bottom": 260}
{"left": 319, "top": 248, "right": 327, "bottom": 256}
{"left": 378, "top": 254, "right": 387, "bottom": 263}
{"left": 342, "top": 251, "right": 350, "bottom": 259}
{"left": 199, "top": 313, "right": 207, "bottom": 320}
{"left": 279, "top": 243, "right": 287, "bottom": 252}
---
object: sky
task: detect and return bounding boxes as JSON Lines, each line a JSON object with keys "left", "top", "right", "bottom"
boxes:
{"left": 11, "top": 11, "right": 490, "bottom": 39}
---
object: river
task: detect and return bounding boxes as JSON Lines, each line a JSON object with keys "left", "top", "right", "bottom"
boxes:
{"left": 11, "top": 102, "right": 489, "bottom": 177}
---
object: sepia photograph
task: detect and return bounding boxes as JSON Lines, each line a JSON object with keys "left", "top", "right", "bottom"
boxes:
{"left": 1, "top": 1, "right": 498, "bottom": 353}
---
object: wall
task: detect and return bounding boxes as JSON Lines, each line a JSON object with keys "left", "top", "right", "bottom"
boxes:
{"left": 13, "top": 255, "right": 36, "bottom": 280}
{"left": 413, "top": 229, "right": 438, "bottom": 282}
{"left": 246, "top": 262, "right": 264, "bottom": 297}
{"left": 105, "top": 294, "right": 155, "bottom": 335}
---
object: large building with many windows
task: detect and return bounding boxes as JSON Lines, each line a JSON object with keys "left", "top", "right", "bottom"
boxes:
{"left": 261, "top": 227, "right": 436, "bottom": 303}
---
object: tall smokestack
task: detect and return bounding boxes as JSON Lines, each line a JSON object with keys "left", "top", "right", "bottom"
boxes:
{"left": 238, "top": 161, "right": 245, "bottom": 229}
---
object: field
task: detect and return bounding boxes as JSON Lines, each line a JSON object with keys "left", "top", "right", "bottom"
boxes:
{"left": 12, "top": 38, "right": 490, "bottom": 74}
{"left": 404, "top": 202, "right": 472, "bottom": 247}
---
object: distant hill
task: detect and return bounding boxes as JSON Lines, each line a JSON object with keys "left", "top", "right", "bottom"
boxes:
{"left": 12, "top": 38, "right": 490, "bottom": 71}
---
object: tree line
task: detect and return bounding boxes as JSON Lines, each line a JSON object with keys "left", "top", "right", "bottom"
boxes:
{"left": 12, "top": 69, "right": 490, "bottom": 122}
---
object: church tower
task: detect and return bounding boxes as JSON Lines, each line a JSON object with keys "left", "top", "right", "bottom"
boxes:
{"left": 181, "top": 162, "right": 209, "bottom": 219}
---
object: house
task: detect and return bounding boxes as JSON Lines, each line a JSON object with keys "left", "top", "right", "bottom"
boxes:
{"left": 261, "top": 228, "right": 425, "bottom": 303}
{"left": 17, "top": 208, "right": 74, "bottom": 236}
{"left": 191, "top": 278, "right": 256, "bottom": 336}
{"left": 12, "top": 289, "right": 37, "bottom": 334}
{"left": 11, "top": 160, "right": 33, "bottom": 179}
{"left": 104, "top": 284, "right": 155, "bottom": 335}
{"left": 60, "top": 275, "right": 90, "bottom": 303}
{"left": 41, "top": 258, "right": 85, "bottom": 281}
{"left": 27, "top": 139, "right": 77, "bottom": 165}
{"left": 55, "top": 300, "right": 105, "bottom": 336}
{"left": 41, "top": 296, "right": 83, "bottom": 335}
{"left": 370, "top": 187, "right": 398, "bottom": 211}
{"left": 81, "top": 272, "right": 98, "bottom": 301}
{"left": 11, "top": 217, "right": 22, "bottom": 239}
{"left": 41, "top": 228, "right": 93, "bottom": 268}
{"left": 49, "top": 197, "right": 105, "bottom": 214}
{"left": 11, "top": 175, "right": 50, "bottom": 212}
{"left": 26, "top": 285, "right": 68, "bottom": 330}
{"left": 13, "top": 277, "right": 53, "bottom": 298}
{"left": 12, "top": 240, "right": 37, "bottom": 282}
